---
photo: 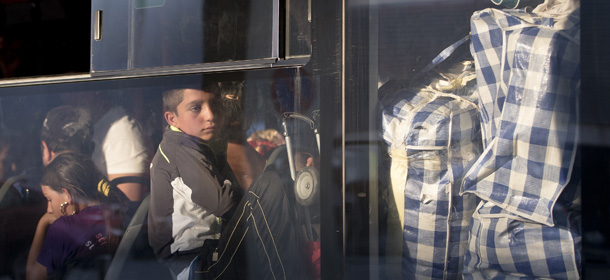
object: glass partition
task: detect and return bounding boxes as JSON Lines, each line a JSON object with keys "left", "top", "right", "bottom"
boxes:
{"left": 1, "top": 0, "right": 609, "bottom": 279}
{"left": 343, "top": 0, "right": 603, "bottom": 279}
{"left": 0, "top": 0, "right": 312, "bottom": 80}
{"left": 0, "top": 69, "right": 321, "bottom": 279}
{"left": 91, "top": 0, "right": 280, "bottom": 74}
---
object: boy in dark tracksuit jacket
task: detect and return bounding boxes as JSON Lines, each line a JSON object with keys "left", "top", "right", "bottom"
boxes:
{"left": 195, "top": 145, "right": 312, "bottom": 280}
{"left": 150, "top": 84, "right": 315, "bottom": 280}
{"left": 148, "top": 86, "right": 242, "bottom": 280}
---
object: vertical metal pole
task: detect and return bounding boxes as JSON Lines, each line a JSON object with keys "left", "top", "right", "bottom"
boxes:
{"left": 283, "top": 119, "right": 297, "bottom": 181}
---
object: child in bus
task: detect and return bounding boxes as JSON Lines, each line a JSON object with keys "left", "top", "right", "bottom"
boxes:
{"left": 147, "top": 82, "right": 243, "bottom": 280}
{"left": 39, "top": 105, "right": 134, "bottom": 227}
{"left": 149, "top": 81, "right": 318, "bottom": 280}
{"left": 25, "top": 152, "right": 123, "bottom": 280}
{"left": 0, "top": 106, "right": 94, "bottom": 279}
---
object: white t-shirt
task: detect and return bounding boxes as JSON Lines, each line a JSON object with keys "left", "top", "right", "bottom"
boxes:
{"left": 92, "top": 106, "right": 149, "bottom": 175}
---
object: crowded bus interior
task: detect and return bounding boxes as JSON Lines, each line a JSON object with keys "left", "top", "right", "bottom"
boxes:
{"left": 0, "top": 0, "right": 608, "bottom": 279}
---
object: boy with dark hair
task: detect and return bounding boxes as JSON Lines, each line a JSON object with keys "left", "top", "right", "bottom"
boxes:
{"left": 148, "top": 85, "right": 243, "bottom": 279}
{"left": 150, "top": 81, "right": 318, "bottom": 280}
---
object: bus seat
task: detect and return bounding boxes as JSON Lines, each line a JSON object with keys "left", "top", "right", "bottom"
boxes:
{"left": 0, "top": 175, "right": 27, "bottom": 207}
{"left": 104, "top": 193, "right": 149, "bottom": 279}
{"left": 104, "top": 194, "right": 171, "bottom": 280}
{"left": 264, "top": 146, "right": 288, "bottom": 170}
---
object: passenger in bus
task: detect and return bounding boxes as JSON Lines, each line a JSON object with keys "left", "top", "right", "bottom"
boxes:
{"left": 0, "top": 106, "right": 94, "bottom": 279}
{"left": 218, "top": 80, "right": 266, "bottom": 190}
{"left": 148, "top": 83, "right": 243, "bottom": 280}
{"left": 25, "top": 152, "right": 123, "bottom": 280}
{"left": 60, "top": 91, "right": 151, "bottom": 203}
{"left": 39, "top": 105, "right": 134, "bottom": 227}
{"left": 193, "top": 121, "right": 319, "bottom": 280}
{"left": 40, "top": 106, "right": 94, "bottom": 167}
{"left": 149, "top": 81, "right": 318, "bottom": 279}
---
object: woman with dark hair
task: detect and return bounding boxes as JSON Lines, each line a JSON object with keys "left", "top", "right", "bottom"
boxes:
{"left": 218, "top": 80, "right": 266, "bottom": 191}
{"left": 25, "top": 152, "right": 123, "bottom": 280}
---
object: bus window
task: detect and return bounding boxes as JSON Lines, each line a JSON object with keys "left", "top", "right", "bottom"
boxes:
{"left": 91, "top": 0, "right": 289, "bottom": 74}
{"left": 0, "top": 69, "right": 321, "bottom": 279}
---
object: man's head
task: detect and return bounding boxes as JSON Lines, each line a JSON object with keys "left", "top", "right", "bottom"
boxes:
{"left": 163, "top": 86, "right": 224, "bottom": 141}
{"left": 40, "top": 106, "right": 93, "bottom": 166}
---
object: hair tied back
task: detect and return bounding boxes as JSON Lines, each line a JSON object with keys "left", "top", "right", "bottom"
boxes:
{"left": 97, "top": 179, "right": 111, "bottom": 197}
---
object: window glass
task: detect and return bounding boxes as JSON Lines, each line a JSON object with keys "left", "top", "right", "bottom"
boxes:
{"left": 3, "top": 0, "right": 608, "bottom": 279}
{"left": 286, "top": 0, "right": 312, "bottom": 58}
{"left": 0, "top": 69, "right": 320, "bottom": 279}
{"left": 91, "top": 0, "right": 279, "bottom": 73}
{"left": 344, "top": 0, "right": 603, "bottom": 279}
{"left": 0, "top": 0, "right": 313, "bottom": 79}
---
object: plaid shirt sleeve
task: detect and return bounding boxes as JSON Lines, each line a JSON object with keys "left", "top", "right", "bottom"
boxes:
{"left": 461, "top": 7, "right": 580, "bottom": 227}
{"left": 381, "top": 61, "right": 483, "bottom": 279}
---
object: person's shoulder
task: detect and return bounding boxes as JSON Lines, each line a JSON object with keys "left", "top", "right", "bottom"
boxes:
{"left": 47, "top": 215, "right": 71, "bottom": 239}
{"left": 152, "top": 137, "right": 174, "bottom": 168}
{"left": 247, "top": 169, "right": 285, "bottom": 197}
{"left": 53, "top": 206, "right": 104, "bottom": 227}
{"left": 154, "top": 130, "right": 198, "bottom": 167}
{"left": 104, "top": 106, "right": 143, "bottom": 132}
{"left": 161, "top": 128, "right": 189, "bottom": 144}
{"left": 95, "top": 106, "right": 125, "bottom": 127}
{"left": 158, "top": 130, "right": 187, "bottom": 157}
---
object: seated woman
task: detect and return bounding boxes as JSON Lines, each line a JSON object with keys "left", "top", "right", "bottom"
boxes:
{"left": 26, "top": 152, "right": 123, "bottom": 280}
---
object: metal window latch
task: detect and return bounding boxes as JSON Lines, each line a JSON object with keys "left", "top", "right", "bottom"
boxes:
{"left": 94, "top": 10, "right": 103, "bottom": 41}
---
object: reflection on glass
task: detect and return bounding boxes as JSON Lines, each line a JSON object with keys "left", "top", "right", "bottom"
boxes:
{"left": 0, "top": 71, "right": 320, "bottom": 279}
{"left": 374, "top": 0, "right": 582, "bottom": 279}
{"left": 92, "top": 0, "right": 279, "bottom": 73}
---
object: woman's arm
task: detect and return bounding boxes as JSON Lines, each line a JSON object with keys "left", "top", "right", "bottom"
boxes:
{"left": 108, "top": 173, "right": 148, "bottom": 202}
{"left": 26, "top": 213, "right": 56, "bottom": 280}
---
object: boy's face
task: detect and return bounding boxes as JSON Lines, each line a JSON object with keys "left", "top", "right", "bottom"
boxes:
{"left": 165, "top": 89, "right": 223, "bottom": 141}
